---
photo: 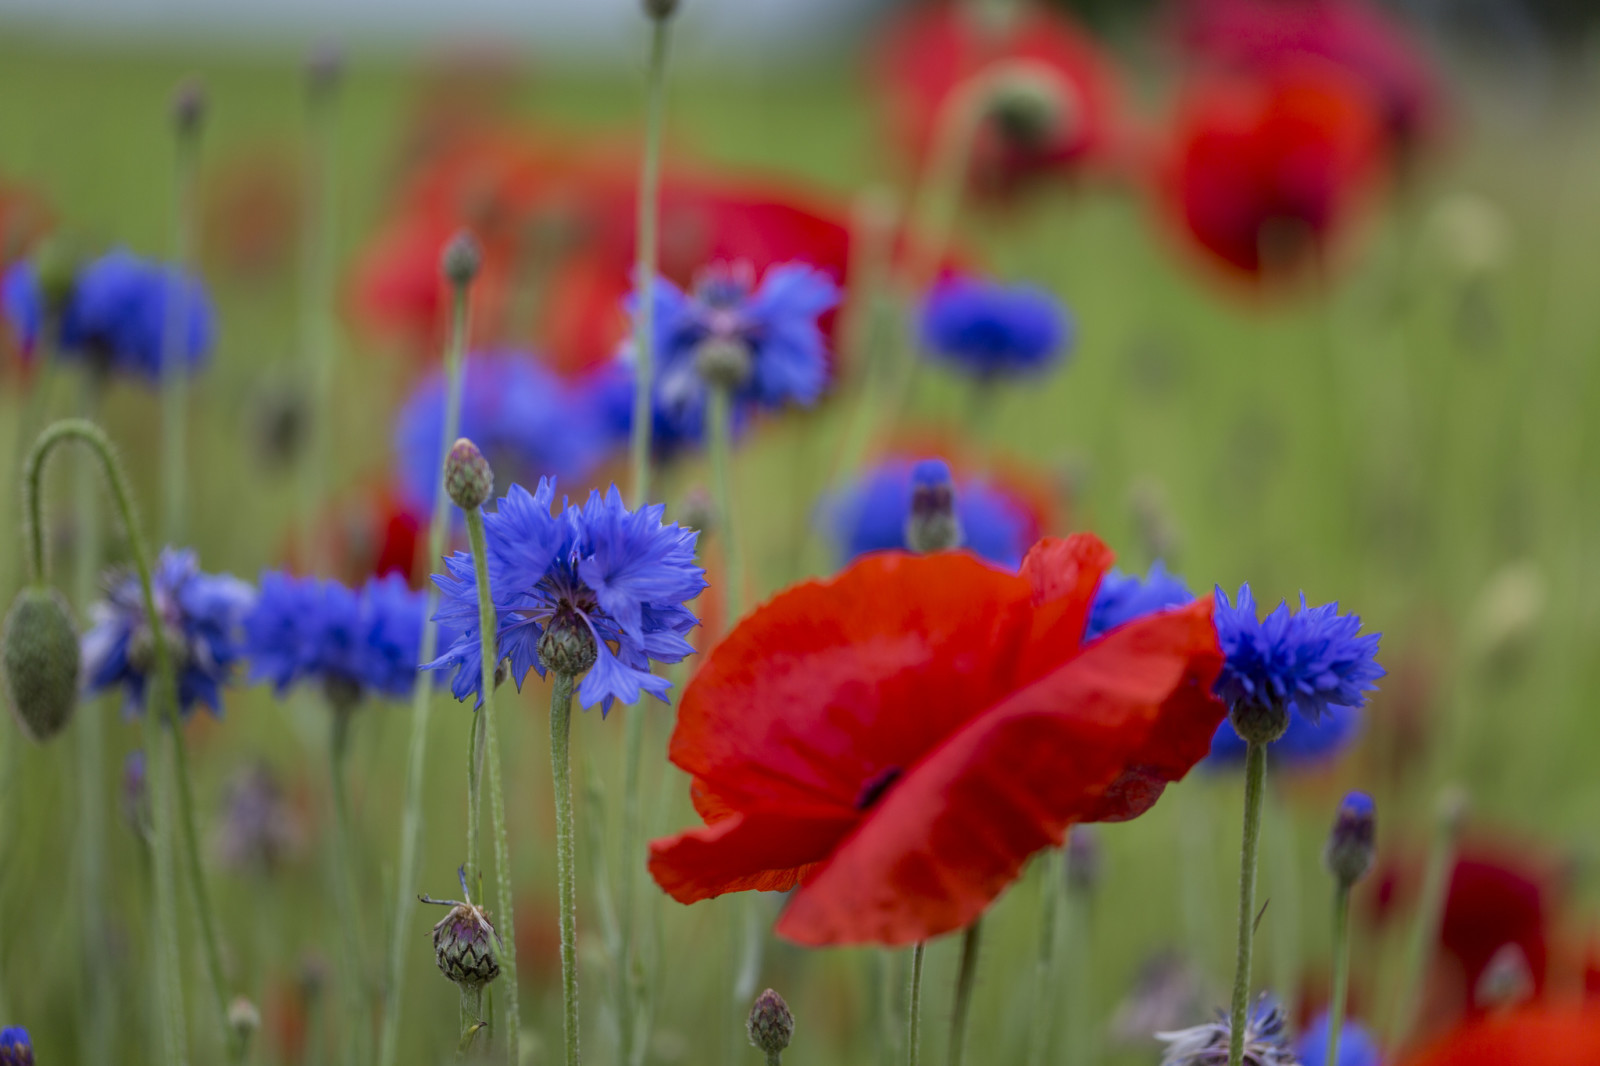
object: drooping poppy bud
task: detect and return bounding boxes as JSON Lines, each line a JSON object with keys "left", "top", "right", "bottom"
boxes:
{"left": 1, "top": 587, "right": 81, "bottom": 742}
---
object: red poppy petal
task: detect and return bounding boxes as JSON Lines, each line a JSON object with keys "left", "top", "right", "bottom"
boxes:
{"left": 1011, "top": 534, "right": 1116, "bottom": 682}
{"left": 774, "top": 602, "right": 1226, "bottom": 946}
{"left": 1399, "top": 1006, "right": 1600, "bottom": 1066}
{"left": 647, "top": 809, "right": 858, "bottom": 905}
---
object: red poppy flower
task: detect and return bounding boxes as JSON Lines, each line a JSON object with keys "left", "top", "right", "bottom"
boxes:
{"left": 648, "top": 533, "right": 1226, "bottom": 946}
{"left": 874, "top": 2, "right": 1123, "bottom": 197}
{"left": 1160, "top": 62, "right": 1389, "bottom": 284}
{"left": 1169, "top": 0, "right": 1443, "bottom": 150}
{"left": 1396, "top": 1005, "right": 1600, "bottom": 1066}
{"left": 290, "top": 484, "right": 427, "bottom": 588}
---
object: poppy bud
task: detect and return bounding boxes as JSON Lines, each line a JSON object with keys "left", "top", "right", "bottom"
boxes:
{"left": 172, "top": 78, "right": 206, "bottom": 137}
{"left": 227, "top": 996, "right": 261, "bottom": 1042}
{"left": 445, "top": 438, "right": 494, "bottom": 511}
{"left": 905, "top": 459, "right": 963, "bottom": 554}
{"left": 440, "top": 230, "right": 482, "bottom": 288}
{"left": 2, "top": 587, "right": 81, "bottom": 742}
{"left": 694, "top": 335, "right": 754, "bottom": 391}
{"left": 642, "top": 0, "right": 679, "bottom": 20}
{"left": 1323, "top": 791, "right": 1376, "bottom": 889}
{"left": 747, "top": 988, "right": 794, "bottom": 1061}
{"left": 431, "top": 899, "right": 501, "bottom": 990}
{"left": 538, "top": 608, "right": 599, "bottom": 678}
{"left": 1227, "top": 699, "right": 1290, "bottom": 746}
{"left": 0, "top": 1027, "right": 33, "bottom": 1066}
{"left": 985, "top": 60, "right": 1078, "bottom": 152}
{"left": 1065, "top": 826, "right": 1101, "bottom": 893}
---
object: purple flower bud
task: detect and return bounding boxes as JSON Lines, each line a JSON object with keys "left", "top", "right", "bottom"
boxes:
{"left": 747, "top": 988, "right": 794, "bottom": 1059}
{"left": 1324, "top": 791, "right": 1376, "bottom": 889}
{"left": 445, "top": 438, "right": 494, "bottom": 511}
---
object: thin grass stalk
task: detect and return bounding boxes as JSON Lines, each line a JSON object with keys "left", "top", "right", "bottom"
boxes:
{"left": 906, "top": 942, "right": 926, "bottom": 1066}
{"left": 1388, "top": 788, "right": 1465, "bottom": 1051}
{"left": 629, "top": 16, "right": 672, "bottom": 508}
{"left": 947, "top": 920, "right": 983, "bottom": 1066}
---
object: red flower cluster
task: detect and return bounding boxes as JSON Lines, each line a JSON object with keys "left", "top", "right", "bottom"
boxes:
{"left": 649, "top": 534, "right": 1226, "bottom": 945}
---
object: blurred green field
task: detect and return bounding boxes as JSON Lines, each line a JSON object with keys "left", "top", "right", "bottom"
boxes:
{"left": 3, "top": 27, "right": 1600, "bottom": 1066}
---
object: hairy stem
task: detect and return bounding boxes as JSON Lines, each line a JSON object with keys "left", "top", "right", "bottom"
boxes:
{"left": 947, "top": 919, "right": 983, "bottom": 1066}
{"left": 329, "top": 702, "right": 370, "bottom": 1066}
{"left": 906, "top": 942, "right": 925, "bottom": 1066}
{"left": 1227, "top": 741, "right": 1269, "bottom": 1066}
{"left": 1326, "top": 884, "right": 1352, "bottom": 1066}
{"left": 297, "top": 52, "right": 342, "bottom": 573}
{"left": 550, "top": 672, "right": 580, "bottom": 1066}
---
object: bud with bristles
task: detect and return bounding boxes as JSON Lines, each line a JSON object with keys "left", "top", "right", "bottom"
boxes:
{"left": 2, "top": 587, "right": 81, "bottom": 741}
{"left": 985, "top": 60, "right": 1079, "bottom": 152}
{"left": 905, "top": 459, "right": 963, "bottom": 554}
{"left": 423, "top": 871, "right": 503, "bottom": 990}
{"left": 441, "top": 230, "right": 482, "bottom": 287}
{"left": 747, "top": 988, "right": 794, "bottom": 1062}
{"left": 445, "top": 438, "right": 493, "bottom": 511}
{"left": 1324, "top": 791, "right": 1376, "bottom": 890}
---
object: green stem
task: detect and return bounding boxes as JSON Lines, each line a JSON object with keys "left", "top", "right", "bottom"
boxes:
{"left": 1064, "top": 875, "right": 1092, "bottom": 1066}
{"left": 1327, "top": 884, "right": 1352, "bottom": 1066}
{"left": 1388, "top": 789, "right": 1463, "bottom": 1051}
{"left": 1227, "top": 741, "right": 1269, "bottom": 1066}
{"left": 629, "top": 16, "right": 672, "bottom": 508}
{"left": 466, "top": 692, "right": 486, "bottom": 903}
{"left": 458, "top": 985, "right": 485, "bottom": 1055}
{"left": 947, "top": 919, "right": 983, "bottom": 1066}
{"left": 705, "top": 382, "right": 743, "bottom": 651}
{"left": 377, "top": 280, "right": 474, "bottom": 1066}
{"left": 142, "top": 690, "right": 189, "bottom": 1066}
{"left": 617, "top": 701, "right": 645, "bottom": 1066}
{"left": 329, "top": 702, "right": 369, "bottom": 1066}
{"left": 297, "top": 53, "right": 341, "bottom": 573}
{"left": 162, "top": 102, "right": 200, "bottom": 545}
{"left": 465, "top": 506, "right": 520, "bottom": 1063}
{"left": 550, "top": 672, "right": 580, "bottom": 1066}
{"left": 1025, "top": 853, "right": 1062, "bottom": 1066}
{"left": 906, "top": 943, "right": 925, "bottom": 1066}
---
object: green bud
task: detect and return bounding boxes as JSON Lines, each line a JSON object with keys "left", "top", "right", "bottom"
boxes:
{"left": 538, "top": 610, "right": 598, "bottom": 678}
{"left": 441, "top": 230, "right": 482, "bottom": 287}
{"left": 445, "top": 438, "right": 494, "bottom": 511}
{"left": 2, "top": 587, "right": 81, "bottom": 742}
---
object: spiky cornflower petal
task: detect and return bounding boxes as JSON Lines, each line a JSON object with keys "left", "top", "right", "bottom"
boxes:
{"left": 57, "top": 249, "right": 214, "bottom": 383}
{"left": 1213, "top": 584, "right": 1384, "bottom": 725}
{"left": 426, "top": 479, "right": 706, "bottom": 715}
{"left": 919, "top": 274, "right": 1071, "bottom": 379}
{"left": 1296, "top": 1012, "right": 1382, "bottom": 1066}
{"left": 1086, "top": 561, "right": 1195, "bottom": 642}
{"left": 0, "top": 1026, "right": 33, "bottom": 1066}
{"left": 82, "top": 547, "right": 254, "bottom": 719}
{"left": 1156, "top": 995, "right": 1297, "bottom": 1066}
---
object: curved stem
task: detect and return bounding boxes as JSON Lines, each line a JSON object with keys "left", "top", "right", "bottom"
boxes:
{"left": 906, "top": 942, "right": 926, "bottom": 1066}
{"left": 1227, "top": 741, "right": 1269, "bottom": 1066}
{"left": 329, "top": 702, "right": 369, "bottom": 1066}
{"left": 378, "top": 280, "right": 473, "bottom": 1066}
{"left": 1326, "top": 884, "right": 1352, "bottom": 1066}
{"left": 550, "top": 672, "right": 580, "bottom": 1066}
{"left": 947, "top": 919, "right": 983, "bottom": 1066}
{"left": 629, "top": 16, "right": 673, "bottom": 508}
{"left": 465, "top": 506, "right": 520, "bottom": 1062}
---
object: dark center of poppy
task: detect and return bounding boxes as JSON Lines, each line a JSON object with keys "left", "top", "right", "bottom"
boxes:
{"left": 854, "top": 766, "right": 903, "bottom": 811}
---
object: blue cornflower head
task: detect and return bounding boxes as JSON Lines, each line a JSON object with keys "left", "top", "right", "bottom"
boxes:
{"left": 1085, "top": 562, "right": 1195, "bottom": 642}
{"left": 1213, "top": 584, "right": 1384, "bottom": 726}
{"left": 57, "top": 249, "right": 214, "bottom": 383}
{"left": 823, "top": 457, "right": 1039, "bottom": 570}
{"left": 1296, "top": 1012, "right": 1383, "bottom": 1066}
{"left": 427, "top": 479, "right": 706, "bottom": 715}
{"left": 1, "top": 260, "right": 41, "bottom": 360}
{"left": 394, "top": 351, "right": 603, "bottom": 514}
{"left": 582, "top": 358, "right": 711, "bottom": 461}
{"left": 82, "top": 547, "right": 254, "bottom": 719}
{"left": 627, "top": 260, "right": 839, "bottom": 425}
{"left": 1158, "top": 995, "right": 1296, "bottom": 1066}
{"left": 243, "top": 571, "right": 431, "bottom": 704}
{"left": 919, "top": 275, "right": 1071, "bottom": 380}
{"left": 1207, "top": 702, "right": 1365, "bottom": 769}
{"left": 0, "top": 1026, "right": 32, "bottom": 1066}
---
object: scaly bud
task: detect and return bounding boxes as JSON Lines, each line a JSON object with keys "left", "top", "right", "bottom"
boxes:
{"left": 1227, "top": 698, "right": 1291, "bottom": 746}
{"left": 747, "top": 988, "right": 794, "bottom": 1061}
{"left": 440, "top": 230, "right": 482, "bottom": 288}
{"left": 423, "top": 870, "right": 502, "bottom": 990}
{"left": 1324, "top": 791, "right": 1376, "bottom": 889}
{"left": 445, "top": 438, "right": 494, "bottom": 511}
{"left": 307, "top": 41, "right": 345, "bottom": 97}
{"left": 905, "top": 459, "right": 963, "bottom": 553}
{"left": 538, "top": 606, "right": 599, "bottom": 678}
{"left": 1065, "top": 826, "right": 1102, "bottom": 893}
{"left": 121, "top": 750, "right": 151, "bottom": 839}
{"left": 2, "top": 587, "right": 81, "bottom": 741}
{"left": 985, "top": 60, "right": 1079, "bottom": 152}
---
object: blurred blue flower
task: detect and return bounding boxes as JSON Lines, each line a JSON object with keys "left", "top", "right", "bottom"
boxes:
{"left": 1213, "top": 584, "right": 1384, "bottom": 725}
{"left": 244, "top": 571, "right": 432, "bottom": 703}
{"left": 582, "top": 357, "right": 712, "bottom": 461}
{"left": 394, "top": 351, "right": 603, "bottom": 513}
{"left": 920, "top": 275, "right": 1071, "bottom": 379}
{"left": 624, "top": 260, "right": 839, "bottom": 437}
{"left": 0, "top": 1026, "right": 32, "bottom": 1066}
{"left": 1296, "top": 1013, "right": 1384, "bottom": 1066}
{"left": 1158, "top": 995, "right": 1295, "bottom": 1066}
{"left": 822, "top": 457, "right": 1038, "bottom": 570}
{"left": 427, "top": 479, "right": 706, "bottom": 714}
{"left": 1, "top": 260, "right": 41, "bottom": 360}
{"left": 82, "top": 547, "right": 253, "bottom": 719}
{"left": 1086, "top": 562, "right": 1194, "bottom": 642}
{"left": 57, "top": 250, "right": 214, "bottom": 383}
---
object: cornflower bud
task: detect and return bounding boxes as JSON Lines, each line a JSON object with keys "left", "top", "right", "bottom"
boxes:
{"left": 0, "top": 1027, "right": 33, "bottom": 1066}
{"left": 747, "top": 988, "right": 794, "bottom": 1062}
{"left": 2, "top": 587, "right": 81, "bottom": 742}
{"left": 440, "top": 230, "right": 482, "bottom": 288}
{"left": 1475, "top": 943, "right": 1535, "bottom": 1010}
{"left": 172, "top": 78, "right": 206, "bottom": 137}
{"left": 122, "top": 750, "right": 151, "bottom": 840}
{"left": 538, "top": 604, "right": 599, "bottom": 678}
{"left": 1324, "top": 791, "right": 1376, "bottom": 889}
{"left": 905, "top": 459, "right": 963, "bottom": 554}
{"left": 694, "top": 335, "right": 754, "bottom": 391}
{"left": 445, "top": 438, "right": 493, "bottom": 511}
{"left": 985, "top": 60, "right": 1078, "bottom": 151}
{"left": 423, "top": 869, "right": 502, "bottom": 990}
{"left": 307, "top": 41, "right": 344, "bottom": 97}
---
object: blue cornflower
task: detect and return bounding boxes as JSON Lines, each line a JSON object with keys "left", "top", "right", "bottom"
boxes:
{"left": 244, "top": 571, "right": 432, "bottom": 703}
{"left": 1206, "top": 702, "right": 1365, "bottom": 768}
{"left": 1213, "top": 585, "right": 1384, "bottom": 726}
{"left": 1158, "top": 995, "right": 1296, "bottom": 1066}
{"left": 427, "top": 479, "right": 706, "bottom": 714}
{"left": 1296, "top": 1013, "right": 1384, "bottom": 1066}
{"left": 583, "top": 358, "right": 714, "bottom": 460}
{"left": 822, "top": 457, "right": 1038, "bottom": 570}
{"left": 1085, "top": 562, "right": 1195, "bottom": 642}
{"left": 625, "top": 260, "right": 839, "bottom": 433}
{"left": 82, "top": 547, "right": 254, "bottom": 719}
{"left": 57, "top": 250, "right": 214, "bottom": 383}
{"left": 0, "top": 1026, "right": 32, "bottom": 1066}
{"left": 1, "top": 260, "right": 41, "bottom": 360}
{"left": 394, "top": 351, "right": 603, "bottom": 513}
{"left": 919, "top": 275, "right": 1071, "bottom": 380}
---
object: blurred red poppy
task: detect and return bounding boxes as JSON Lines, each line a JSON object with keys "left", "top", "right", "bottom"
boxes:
{"left": 648, "top": 533, "right": 1225, "bottom": 946}
{"left": 290, "top": 484, "right": 427, "bottom": 588}
{"left": 1168, "top": 0, "right": 1443, "bottom": 150}
{"left": 204, "top": 146, "right": 300, "bottom": 280}
{"left": 874, "top": 1, "right": 1123, "bottom": 196}
{"left": 1160, "top": 62, "right": 1389, "bottom": 284}
{"left": 1397, "top": 1004, "right": 1600, "bottom": 1066}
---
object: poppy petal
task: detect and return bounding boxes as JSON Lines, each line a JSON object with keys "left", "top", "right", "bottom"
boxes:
{"left": 647, "top": 808, "right": 859, "bottom": 904}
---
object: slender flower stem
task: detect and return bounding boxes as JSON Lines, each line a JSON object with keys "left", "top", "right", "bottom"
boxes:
{"left": 142, "top": 686, "right": 190, "bottom": 1066}
{"left": 1227, "top": 741, "right": 1269, "bottom": 1066}
{"left": 947, "top": 919, "right": 983, "bottom": 1066}
{"left": 378, "top": 280, "right": 475, "bottom": 1066}
{"left": 465, "top": 506, "right": 520, "bottom": 1063}
{"left": 328, "top": 701, "right": 370, "bottom": 1066}
{"left": 1025, "top": 854, "right": 1062, "bottom": 1066}
{"left": 629, "top": 15, "right": 673, "bottom": 508}
{"left": 1326, "top": 884, "right": 1352, "bottom": 1066}
{"left": 460, "top": 703, "right": 489, "bottom": 1055}
{"left": 906, "top": 942, "right": 926, "bottom": 1066}
{"left": 297, "top": 52, "right": 342, "bottom": 573}
{"left": 617, "top": 704, "right": 645, "bottom": 1065}
{"left": 550, "top": 672, "right": 581, "bottom": 1066}
{"left": 1389, "top": 788, "right": 1465, "bottom": 1051}
{"left": 163, "top": 92, "right": 201, "bottom": 545}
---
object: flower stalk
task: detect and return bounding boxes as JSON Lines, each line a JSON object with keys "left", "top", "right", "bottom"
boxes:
{"left": 947, "top": 919, "right": 983, "bottom": 1066}
{"left": 906, "top": 942, "right": 926, "bottom": 1066}
{"left": 327, "top": 697, "right": 370, "bottom": 1066}
{"left": 1226, "top": 740, "right": 1269, "bottom": 1066}
{"left": 550, "top": 671, "right": 581, "bottom": 1066}
{"left": 1389, "top": 787, "right": 1466, "bottom": 1051}
{"left": 1326, "top": 882, "right": 1353, "bottom": 1066}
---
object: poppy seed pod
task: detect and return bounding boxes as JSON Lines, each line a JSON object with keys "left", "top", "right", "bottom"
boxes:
{"left": 440, "top": 231, "right": 482, "bottom": 287}
{"left": 2, "top": 587, "right": 81, "bottom": 741}
{"left": 444, "top": 438, "right": 493, "bottom": 511}
{"left": 747, "top": 988, "right": 794, "bottom": 1059}
{"left": 431, "top": 900, "right": 501, "bottom": 989}
{"left": 986, "top": 61, "right": 1079, "bottom": 152}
